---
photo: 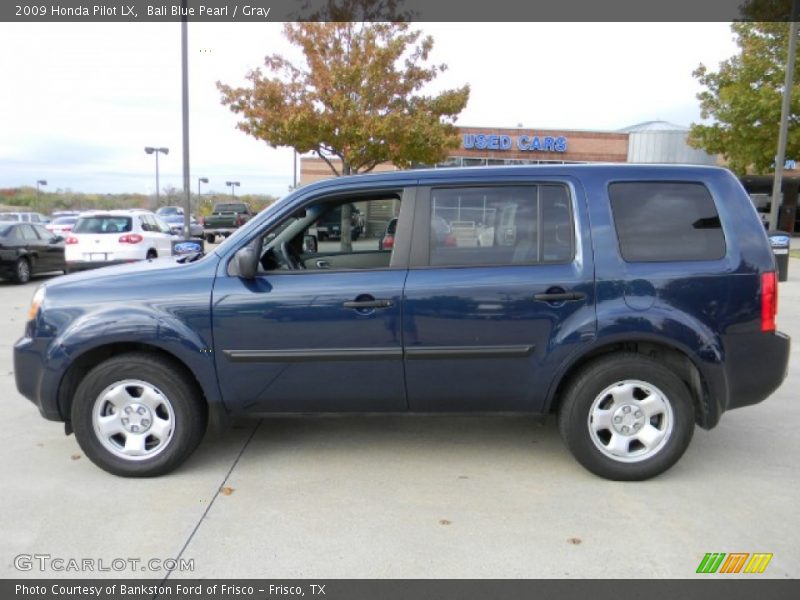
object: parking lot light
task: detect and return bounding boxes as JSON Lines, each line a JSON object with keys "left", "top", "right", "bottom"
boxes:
{"left": 144, "top": 147, "right": 169, "bottom": 209}
{"left": 35, "top": 179, "right": 47, "bottom": 209}
{"left": 225, "top": 180, "right": 240, "bottom": 199}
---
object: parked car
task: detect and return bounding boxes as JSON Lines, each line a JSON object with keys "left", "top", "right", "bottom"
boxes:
{"left": 64, "top": 210, "right": 176, "bottom": 272}
{"left": 202, "top": 203, "right": 253, "bottom": 243}
{"left": 0, "top": 212, "right": 50, "bottom": 224}
{"left": 14, "top": 165, "right": 790, "bottom": 479}
{"left": 0, "top": 222, "right": 65, "bottom": 283}
{"left": 45, "top": 216, "right": 78, "bottom": 236}
{"left": 379, "top": 217, "right": 397, "bottom": 250}
{"left": 156, "top": 206, "right": 184, "bottom": 217}
{"left": 163, "top": 214, "right": 203, "bottom": 238}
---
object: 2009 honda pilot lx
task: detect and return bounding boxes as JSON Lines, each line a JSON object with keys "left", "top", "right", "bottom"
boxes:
{"left": 14, "top": 165, "right": 791, "bottom": 480}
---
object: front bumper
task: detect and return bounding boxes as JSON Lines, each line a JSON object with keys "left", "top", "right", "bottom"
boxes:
{"left": 14, "top": 334, "right": 63, "bottom": 421}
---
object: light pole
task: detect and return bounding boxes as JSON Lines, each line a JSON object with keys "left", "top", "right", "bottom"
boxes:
{"left": 144, "top": 147, "right": 169, "bottom": 210}
{"left": 225, "top": 181, "right": 240, "bottom": 199}
{"left": 768, "top": 3, "right": 799, "bottom": 231}
{"left": 35, "top": 179, "right": 47, "bottom": 210}
{"left": 197, "top": 177, "right": 208, "bottom": 201}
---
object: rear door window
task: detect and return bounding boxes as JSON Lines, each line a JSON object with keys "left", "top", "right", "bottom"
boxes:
{"left": 609, "top": 182, "right": 725, "bottom": 262}
{"left": 428, "top": 185, "right": 574, "bottom": 267}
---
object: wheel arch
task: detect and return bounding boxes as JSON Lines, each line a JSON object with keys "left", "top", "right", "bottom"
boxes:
{"left": 57, "top": 342, "right": 228, "bottom": 435}
{"left": 546, "top": 337, "right": 724, "bottom": 429}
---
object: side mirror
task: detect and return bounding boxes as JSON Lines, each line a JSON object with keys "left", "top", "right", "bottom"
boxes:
{"left": 51, "top": 235, "right": 64, "bottom": 244}
{"left": 303, "top": 234, "right": 318, "bottom": 254}
{"left": 234, "top": 243, "right": 259, "bottom": 279}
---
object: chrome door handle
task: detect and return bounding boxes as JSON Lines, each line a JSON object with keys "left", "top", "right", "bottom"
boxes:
{"left": 533, "top": 291, "right": 586, "bottom": 302}
{"left": 343, "top": 299, "right": 394, "bottom": 309}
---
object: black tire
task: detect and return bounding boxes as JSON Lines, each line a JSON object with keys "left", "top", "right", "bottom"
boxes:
{"left": 557, "top": 353, "right": 695, "bottom": 481}
{"left": 13, "top": 257, "right": 31, "bottom": 284}
{"left": 71, "top": 352, "right": 207, "bottom": 477}
{"left": 205, "top": 233, "right": 215, "bottom": 244}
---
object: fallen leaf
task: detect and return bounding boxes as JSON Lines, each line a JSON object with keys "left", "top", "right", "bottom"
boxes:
{"left": 70, "top": 454, "right": 81, "bottom": 461}
{"left": 220, "top": 486, "right": 235, "bottom": 496}
{"left": 439, "top": 519, "right": 452, "bottom": 526}
{"left": 567, "top": 537, "right": 582, "bottom": 545}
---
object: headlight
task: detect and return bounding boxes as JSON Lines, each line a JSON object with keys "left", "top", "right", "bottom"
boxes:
{"left": 27, "top": 286, "right": 46, "bottom": 321}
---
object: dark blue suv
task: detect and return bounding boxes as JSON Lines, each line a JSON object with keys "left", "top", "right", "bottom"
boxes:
{"left": 14, "top": 165, "right": 790, "bottom": 480}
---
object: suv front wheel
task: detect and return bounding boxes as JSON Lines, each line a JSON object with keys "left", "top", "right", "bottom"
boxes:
{"left": 71, "top": 353, "right": 207, "bottom": 477}
{"left": 558, "top": 353, "right": 695, "bottom": 481}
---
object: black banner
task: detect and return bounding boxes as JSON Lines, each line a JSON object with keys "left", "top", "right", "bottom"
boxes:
{"left": 2, "top": 0, "right": 794, "bottom": 23}
{"left": 3, "top": 579, "right": 800, "bottom": 600}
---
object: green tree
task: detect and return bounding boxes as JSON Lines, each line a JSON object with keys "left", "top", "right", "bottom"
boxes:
{"left": 217, "top": 19, "right": 470, "bottom": 177}
{"left": 689, "top": 13, "right": 799, "bottom": 175}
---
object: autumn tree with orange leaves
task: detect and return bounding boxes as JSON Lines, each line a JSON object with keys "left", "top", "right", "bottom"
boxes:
{"left": 217, "top": 20, "right": 470, "bottom": 177}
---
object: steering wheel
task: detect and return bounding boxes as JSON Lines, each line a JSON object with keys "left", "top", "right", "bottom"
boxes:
{"left": 279, "top": 242, "right": 305, "bottom": 270}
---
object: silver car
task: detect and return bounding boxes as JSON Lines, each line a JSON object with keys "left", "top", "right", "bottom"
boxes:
{"left": 163, "top": 214, "right": 203, "bottom": 238}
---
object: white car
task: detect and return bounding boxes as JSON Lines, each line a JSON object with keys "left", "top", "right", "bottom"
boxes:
{"left": 45, "top": 215, "right": 78, "bottom": 236}
{"left": 65, "top": 210, "right": 177, "bottom": 272}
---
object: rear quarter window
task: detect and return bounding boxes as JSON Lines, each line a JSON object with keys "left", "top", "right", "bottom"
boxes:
{"left": 609, "top": 182, "right": 726, "bottom": 262}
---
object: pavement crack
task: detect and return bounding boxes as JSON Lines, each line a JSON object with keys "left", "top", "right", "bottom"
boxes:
{"left": 157, "top": 418, "right": 262, "bottom": 590}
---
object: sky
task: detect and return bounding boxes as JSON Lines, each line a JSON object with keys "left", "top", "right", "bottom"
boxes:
{"left": 0, "top": 22, "right": 739, "bottom": 197}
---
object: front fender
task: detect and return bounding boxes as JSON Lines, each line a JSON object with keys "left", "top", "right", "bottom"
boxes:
{"left": 47, "top": 306, "right": 227, "bottom": 424}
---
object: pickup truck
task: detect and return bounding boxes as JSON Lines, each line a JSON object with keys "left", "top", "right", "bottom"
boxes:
{"left": 202, "top": 203, "right": 253, "bottom": 243}
{"left": 313, "top": 204, "right": 363, "bottom": 241}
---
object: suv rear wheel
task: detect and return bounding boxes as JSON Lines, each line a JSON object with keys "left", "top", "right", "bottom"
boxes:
{"left": 71, "top": 353, "right": 207, "bottom": 477}
{"left": 558, "top": 353, "right": 695, "bottom": 481}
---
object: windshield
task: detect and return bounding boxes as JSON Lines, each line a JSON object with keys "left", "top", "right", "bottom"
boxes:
{"left": 0, "top": 214, "right": 19, "bottom": 221}
{"left": 73, "top": 216, "right": 132, "bottom": 234}
{"left": 0, "top": 224, "right": 13, "bottom": 236}
{"left": 52, "top": 216, "right": 77, "bottom": 225}
{"left": 214, "top": 203, "right": 247, "bottom": 213}
{"left": 156, "top": 206, "right": 182, "bottom": 216}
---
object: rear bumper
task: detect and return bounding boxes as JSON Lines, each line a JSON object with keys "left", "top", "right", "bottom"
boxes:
{"left": 724, "top": 330, "right": 791, "bottom": 411}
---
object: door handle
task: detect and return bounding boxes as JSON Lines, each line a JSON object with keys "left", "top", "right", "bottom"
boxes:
{"left": 343, "top": 299, "right": 394, "bottom": 309}
{"left": 316, "top": 259, "right": 330, "bottom": 268}
{"left": 533, "top": 291, "right": 586, "bottom": 302}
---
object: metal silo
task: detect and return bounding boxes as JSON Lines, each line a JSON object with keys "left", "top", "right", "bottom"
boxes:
{"left": 622, "top": 121, "right": 717, "bottom": 165}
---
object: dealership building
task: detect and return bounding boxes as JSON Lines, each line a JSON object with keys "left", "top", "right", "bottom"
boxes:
{"left": 300, "top": 121, "right": 800, "bottom": 233}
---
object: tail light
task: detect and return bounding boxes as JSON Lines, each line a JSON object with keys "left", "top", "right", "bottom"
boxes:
{"left": 236, "top": 214, "right": 245, "bottom": 226}
{"left": 200, "top": 216, "right": 206, "bottom": 226}
{"left": 119, "top": 234, "right": 143, "bottom": 244}
{"left": 383, "top": 235, "right": 394, "bottom": 250}
{"left": 761, "top": 271, "right": 777, "bottom": 332}
{"left": 65, "top": 236, "right": 79, "bottom": 245}
{"left": 445, "top": 234, "right": 457, "bottom": 247}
